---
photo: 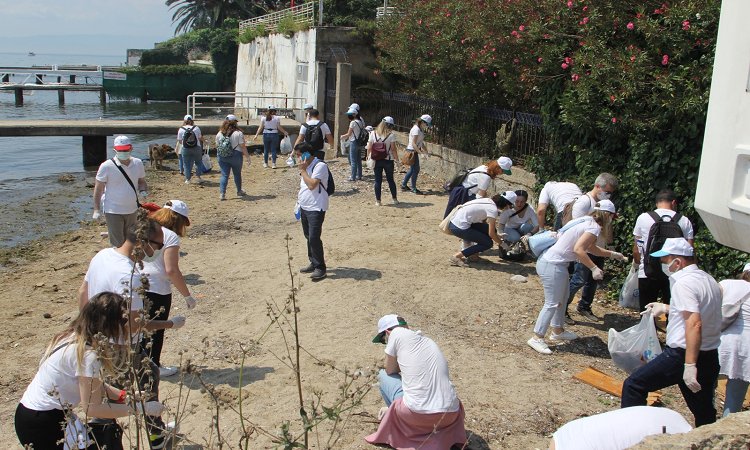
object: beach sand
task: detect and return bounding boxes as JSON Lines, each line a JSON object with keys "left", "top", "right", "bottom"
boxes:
{"left": 0, "top": 153, "right": 692, "bottom": 449}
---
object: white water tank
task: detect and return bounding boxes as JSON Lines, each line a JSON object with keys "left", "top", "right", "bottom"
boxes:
{"left": 695, "top": 0, "right": 750, "bottom": 253}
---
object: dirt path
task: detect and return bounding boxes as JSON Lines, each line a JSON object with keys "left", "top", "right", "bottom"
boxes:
{"left": 0, "top": 153, "right": 692, "bottom": 449}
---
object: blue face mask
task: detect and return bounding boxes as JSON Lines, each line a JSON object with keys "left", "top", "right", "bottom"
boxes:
{"left": 300, "top": 152, "right": 311, "bottom": 162}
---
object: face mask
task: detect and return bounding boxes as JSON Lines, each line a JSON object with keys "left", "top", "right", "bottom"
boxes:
{"left": 115, "top": 151, "right": 131, "bottom": 161}
{"left": 597, "top": 191, "right": 612, "bottom": 201}
{"left": 142, "top": 249, "right": 162, "bottom": 263}
{"left": 661, "top": 259, "right": 680, "bottom": 277}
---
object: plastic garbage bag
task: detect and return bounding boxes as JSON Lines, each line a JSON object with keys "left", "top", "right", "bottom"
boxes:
{"left": 286, "top": 154, "right": 296, "bottom": 167}
{"left": 619, "top": 264, "right": 640, "bottom": 310}
{"left": 280, "top": 136, "right": 292, "bottom": 155}
{"left": 339, "top": 136, "right": 350, "bottom": 156}
{"left": 201, "top": 152, "right": 213, "bottom": 172}
{"left": 608, "top": 311, "right": 662, "bottom": 374}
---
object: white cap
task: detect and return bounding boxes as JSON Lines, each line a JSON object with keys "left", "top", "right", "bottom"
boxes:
{"left": 497, "top": 156, "right": 513, "bottom": 175}
{"left": 365, "top": 125, "right": 374, "bottom": 132}
{"left": 650, "top": 237, "right": 694, "bottom": 257}
{"left": 743, "top": 262, "right": 750, "bottom": 273}
{"left": 382, "top": 116, "right": 395, "bottom": 125}
{"left": 184, "top": 114, "right": 193, "bottom": 121}
{"left": 226, "top": 114, "right": 237, "bottom": 121}
{"left": 346, "top": 108, "right": 358, "bottom": 115}
{"left": 303, "top": 103, "right": 314, "bottom": 110}
{"left": 113, "top": 135, "right": 132, "bottom": 151}
{"left": 419, "top": 114, "right": 432, "bottom": 125}
{"left": 164, "top": 200, "right": 190, "bottom": 225}
{"left": 501, "top": 190, "right": 517, "bottom": 204}
{"left": 373, "top": 314, "right": 407, "bottom": 343}
{"left": 349, "top": 103, "right": 360, "bottom": 112}
{"left": 267, "top": 105, "right": 276, "bottom": 110}
{"left": 594, "top": 199, "right": 617, "bottom": 214}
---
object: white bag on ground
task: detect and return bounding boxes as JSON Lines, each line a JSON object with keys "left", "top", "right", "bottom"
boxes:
{"left": 608, "top": 311, "right": 662, "bottom": 374}
{"left": 201, "top": 151, "right": 212, "bottom": 172}
{"left": 280, "top": 136, "right": 292, "bottom": 154}
{"left": 619, "top": 264, "right": 640, "bottom": 310}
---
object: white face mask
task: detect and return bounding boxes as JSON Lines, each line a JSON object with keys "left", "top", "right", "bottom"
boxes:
{"left": 115, "top": 151, "right": 132, "bottom": 161}
{"left": 661, "top": 259, "right": 680, "bottom": 277}
{"left": 142, "top": 249, "right": 162, "bottom": 263}
{"left": 597, "top": 191, "right": 612, "bottom": 201}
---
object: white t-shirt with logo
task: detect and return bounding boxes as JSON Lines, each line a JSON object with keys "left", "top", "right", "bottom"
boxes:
{"left": 450, "top": 198, "right": 498, "bottom": 230}
{"left": 177, "top": 125, "right": 203, "bottom": 147}
{"left": 543, "top": 217, "right": 600, "bottom": 264}
{"left": 298, "top": 159, "right": 329, "bottom": 212}
{"left": 538, "top": 181, "right": 582, "bottom": 213}
{"left": 632, "top": 209, "right": 694, "bottom": 278}
{"left": 95, "top": 158, "right": 146, "bottom": 215}
{"left": 499, "top": 205, "right": 539, "bottom": 229}
{"left": 666, "top": 265, "right": 722, "bottom": 351}
{"left": 20, "top": 341, "right": 101, "bottom": 412}
{"left": 141, "top": 227, "right": 181, "bottom": 295}
{"left": 385, "top": 327, "right": 460, "bottom": 414}
{"left": 462, "top": 165, "right": 492, "bottom": 197}
{"left": 368, "top": 131, "right": 397, "bottom": 160}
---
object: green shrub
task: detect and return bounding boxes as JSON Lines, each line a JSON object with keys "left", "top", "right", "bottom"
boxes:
{"left": 140, "top": 47, "right": 188, "bottom": 66}
{"left": 239, "top": 23, "right": 268, "bottom": 43}
{"left": 118, "top": 65, "right": 213, "bottom": 76}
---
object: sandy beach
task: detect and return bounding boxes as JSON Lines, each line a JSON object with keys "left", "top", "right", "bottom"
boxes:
{"left": 0, "top": 151, "right": 694, "bottom": 449}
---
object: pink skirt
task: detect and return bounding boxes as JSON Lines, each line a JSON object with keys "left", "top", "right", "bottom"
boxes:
{"left": 364, "top": 398, "right": 466, "bottom": 450}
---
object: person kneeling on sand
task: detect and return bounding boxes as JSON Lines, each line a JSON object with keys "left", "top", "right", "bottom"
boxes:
{"left": 365, "top": 314, "right": 466, "bottom": 450}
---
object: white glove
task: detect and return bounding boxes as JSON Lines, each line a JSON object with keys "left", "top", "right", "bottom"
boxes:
{"left": 609, "top": 251, "right": 628, "bottom": 262}
{"left": 139, "top": 190, "right": 148, "bottom": 198}
{"left": 92, "top": 210, "right": 101, "bottom": 220}
{"left": 591, "top": 266, "right": 604, "bottom": 280}
{"left": 683, "top": 363, "right": 701, "bottom": 393}
{"left": 170, "top": 316, "right": 186, "bottom": 329}
{"left": 642, "top": 302, "right": 669, "bottom": 317}
{"left": 136, "top": 401, "right": 164, "bottom": 416}
{"left": 184, "top": 295, "right": 197, "bottom": 310}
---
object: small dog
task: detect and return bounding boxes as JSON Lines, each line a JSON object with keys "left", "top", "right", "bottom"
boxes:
{"left": 148, "top": 144, "right": 173, "bottom": 169}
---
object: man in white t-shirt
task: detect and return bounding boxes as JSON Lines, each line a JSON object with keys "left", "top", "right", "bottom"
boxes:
{"left": 536, "top": 181, "right": 582, "bottom": 230}
{"left": 632, "top": 189, "right": 694, "bottom": 310}
{"left": 622, "top": 238, "right": 722, "bottom": 427}
{"left": 295, "top": 143, "right": 330, "bottom": 281}
{"left": 294, "top": 109, "right": 334, "bottom": 160}
{"left": 92, "top": 135, "right": 148, "bottom": 247}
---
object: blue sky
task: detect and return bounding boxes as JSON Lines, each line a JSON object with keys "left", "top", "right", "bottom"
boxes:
{"left": 0, "top": 0, "right": 176, "bottom": 55}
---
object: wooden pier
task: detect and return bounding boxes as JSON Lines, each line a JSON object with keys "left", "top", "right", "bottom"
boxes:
{"left": 0, "top": 65, "right": 119, "bottom": 106}
{"left": 0, "top": 119, "right": 301, "bottom": 166}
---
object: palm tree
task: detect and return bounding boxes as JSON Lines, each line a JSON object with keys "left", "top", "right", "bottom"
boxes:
{"left": 166, "top": 0, "right": 286, "bottom": 34}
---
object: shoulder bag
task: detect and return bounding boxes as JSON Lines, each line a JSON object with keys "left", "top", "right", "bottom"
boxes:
{"left": 112, "top": 158, "right": 141, "bottom": 208}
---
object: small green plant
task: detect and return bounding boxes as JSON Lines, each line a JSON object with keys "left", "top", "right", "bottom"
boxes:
{"left": 239, "top": 24, "right": 269, "bottom": 43}
{"left": 277, "top": 14, "right": 301, "bottom": 38}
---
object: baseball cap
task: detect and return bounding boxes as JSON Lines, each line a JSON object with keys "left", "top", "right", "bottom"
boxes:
{"left": 184, "top": 114, "right": 193, "bottom": 121}
{"left": 497, "top": 156, "right": 513, "bottom": 175}
{"left": 346, "top": 108, "right": 358, "bottom": 115}
{"left": 418, "top": 114, "right": 432, "bottom": 126}
{"left": 226, "top": 114, "right": 237, "bottom": 121}
{"left": 267, "top": 105, "right": 276, "bottom": 111}
{"left": 165, "top": 200, "right": 190, "bottom": 225}
{"left": 501, "top": 190, "right": 517, "bottom": 204}
{"left": 650, "top": 237, "right": 694, "bottom": 258}
{"left": 365, "top": 125, "right": 374, "bottom": 132}
{"left": 372, "top": 314, "right": 407, "bottom": 344}
{"left": 594, "top": 199, "right": 616, "bottom": 214}
{"left": 349, "top": 103, "right": 360, "bottom": 112}
{"left": 303, "top": 103, "right": 314, "bottom": 110}
{"left": 382, "top": 116, "right": 395, "bottom": 125}
{"left": 743, "top": 262, "right": 750, "bottom": 273}
{"left": 113, "top": 136, "right": 132, "bottom": 151}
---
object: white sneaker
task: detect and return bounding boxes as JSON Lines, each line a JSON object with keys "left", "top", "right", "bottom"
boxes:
{"left": 375, "top": 200, "right": 382, "bottom": 206}
{"left": 184, "top": 179, "right": 190, "bottom": 184}
{"left": 272, "top": 163, "right": 277, "bottom": 169}
{"left": 527, "top": 336, "right": 552, "bottom": 354}
{"left": 263, "top": 162, "right": 268, "bottom": 168}
{"left": 159, "top": 366, "right": 178, "bottom": 377}
{"left": 219, "top": 193, "right": 226, "bottom": 201}
{"left": 550, "top": 330, "right": 579, "bottom": 342}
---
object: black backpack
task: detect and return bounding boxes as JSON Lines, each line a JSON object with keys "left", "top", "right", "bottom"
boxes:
{"left": 644, "top": 211, "right": 685, "bottom": 279}
{"left": 305, "top": 123, "right": 325, "bottom": 151}
{"left": 445, "top": 169, "right": 489, "bottom": 191}
{"left": 182, "top": 126, "right": 198, "bottom": 148}
{"left": 353, "top": 120, "right": 369, "bottom": 147}
{"left": 313, "top": 161, "right": 335, "bottom": 196}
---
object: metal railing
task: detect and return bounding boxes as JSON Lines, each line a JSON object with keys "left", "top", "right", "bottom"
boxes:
{"left": 187, "top": 92, "right": 307, "bottom": 123}
{"left": 351, "top": 89, "right": 555, "bottom": 163}
{"left": 239, "top": 2, "right": 315, "bottom": 33}
{"left": 376, "top": 7, "right": 400, "bottom": 19}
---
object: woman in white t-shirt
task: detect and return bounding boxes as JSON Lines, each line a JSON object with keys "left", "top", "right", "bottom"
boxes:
{"left": 718, "top": 263, "right": 750, "bottom": 416}
{"left": 443, "top": 158, "right": 510, "bottom": 218}
{"left": 447, "top": 192, "right": 515, "bottom": 266}
{"left": 528, "top": 200, "right": 628, "bottom": 354}
{"left": 15, "top": 292, "right": 163, "bottom": 449}
{"left": 252, "top": 106, "right": 289, "bottom": 169}
{"left": 400, "top": 114, "right": 431, "bottom": 195}
{"left": 340, "top": 108, "right": 366, "bottom": 181}
{"left": 142, "top": 200, "right": 196, "bottom": 378}
{"left": 367, "top": 116, "right": 400, "bottom": 206}
{"left": 217, "top": 116, "right": 251, "bottom": 201}
{"left": 498, "top": 190, "right": 539, "bottom": 244}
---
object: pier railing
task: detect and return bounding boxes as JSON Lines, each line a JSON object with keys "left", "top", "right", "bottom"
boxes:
{"left": 187, "top": 92, "right": 308, "bottom": 123}
{"left": 239, "top": 2, "right": 316, "bottom": 33}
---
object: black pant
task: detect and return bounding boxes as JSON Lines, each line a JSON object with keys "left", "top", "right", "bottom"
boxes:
{"left": 374, "top": 159, "right": 398, "bottom": 201}
{"left": 638, "top": 276, "right": 671, "bottom": 311}
{"left": 300, "top": 209, "right": 326, "bottom": 271}
{"left": 566, "top": 254, "right": 604, "bottom": 312}
{"left": 15, "top": 403, "right": 65, "bottom": 449}
{"left": 141, "top": 292, "right": 172, "bottom": 367}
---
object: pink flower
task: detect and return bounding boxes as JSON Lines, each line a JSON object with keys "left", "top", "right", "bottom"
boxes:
{"left": 537, "top": 57, "right": 543, "bottom": 63}
{"left": 461, "top": 39, "right": 466, "bottom": 44}
{"left": 654, "top": 8, "right": 663, "bottom": 14}
{"left": 611, "top": 117, "right": 618, "bottom": 124}
{"left": 561, "top": 62, "right": 569, "bottom": 69}
{"left": 582, "top": 17, "right": 589, "bottom": 24}
{"left": 662, "top": 54, "right": 669, "bottom": 66}
{"left": 564, "top": 57, "right": 572, "bottom": 64}
{"left": 493, "top": 72, "right": 497, "bottom": 77}
{"left": 435, "top": 31, "right": 440, "bottom": 36}
{"left": 571, "top": 73, "right": 580, "bottom": 82}
{"left": 583, "top": 6, "right": 588, "bottom": 11}
{"left": 626, "top": 22, "right": 634, "bottom": 30}
{"left": 445, "top": 13, "right": 451, "bottom": 17}
{"left": 417, "top": 19, "right": 422, "bottom": 25}
{"left": 566, "top": 1, "right": 573, "bottom": 8}
{"left": 511, "top": 31, "right": 519, "bottom": 37}
{"left": 519, "top": 25, "right": 525, "bottom": 31}
{"left": 480, "top": 68, "right": 486, "bottom": 74}
{"left": 682, "top": 20, "right": 691, "bottom": 30}
{"left": 543, "top": 33, "right": 551, "bottom": 39}
{"left": 630, "top": 55, "right": 636, "bottom": 62}
{"left": 513, "top": 58, "right": 520, "bottom": 64}
{"left": 610, "top": 95, "right": 616, "bottom": 102}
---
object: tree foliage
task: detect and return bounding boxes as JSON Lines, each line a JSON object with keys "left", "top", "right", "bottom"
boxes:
{"left": 375, "top": 0, "right": 748, "bottom": 279}
{"left": 166, "top": 0, "right": 281, "bottom": 34}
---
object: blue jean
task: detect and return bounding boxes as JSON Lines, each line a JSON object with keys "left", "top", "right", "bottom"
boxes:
{"left": 378, "top": 369, "right": 404, "bottom": 406}
{"left": 178, "top": 153, "right": 184, "bottom": 174}
{"left": 374, "top": 159, "right": 397, "bottom": 201}
{"left": 723, "top": 378, "right": 749, "bottom": 417}
{"left": 263, "top": 133, "right": 280, "bottom": 164}
{"left": 300, "top": 209, "right": 326, "bottom": 271}
{"left": 218, "top": 150, "right": 243, "bottom": 194}
{"left": 504, "top": 223, "right": 535, "bottom": 242}
{"left": 348, "top": 140, "right": 362, "bottom": 180}
{"left": 182, "top": 146, "right": 203, "bottom": 181}
{"left": 448, "top": 222, "right": 493, "bottom": 257}
{"left": 622, "top": 346, "right": 719, "bottom": 427}
{"left": 534, "top": 258, "right": 570, "bottom": 336}
{"left": 402, "top": 152, "right": 419, "bottom": 189}
{"left": 566, "top": 254, "right": 604, "bottom": 312}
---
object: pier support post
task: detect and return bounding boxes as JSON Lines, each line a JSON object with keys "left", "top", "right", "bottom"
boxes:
{"left": 333, "top": 63, "right": 352, "bottom": 158}
{"left": 99, "top": 88, "right": 106, "bottom": 105}
{"left": 69, "top": 75, "right": 75, "bottom": 84}
{"left": 1, "top": 74, "right": 8, "bottom": 83}
{"left": 14, "top": 88, "right": 23, "bottom": 106}
{"left": 58, "top": 89, "right": 65, "bottom": 105}
{"left": 82, "top": 135, "right": 107, "bottom": 167}
{"left": 35, "top": 74, "right": 43, "bottom": 84}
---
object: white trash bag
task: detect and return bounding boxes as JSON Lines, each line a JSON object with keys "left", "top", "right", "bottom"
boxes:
{"left": 339, "top": 136, "right": 350, "bottom": 156}
{"left": 280, "top": 136, "right": 292, "bottom": 155}
{"left": 286, "top": 154, "right": 296, "bottom": 167}
{"left": 608, "top": 311, "right": 662, "bottom": 374}
{"left": 201, "top": 151, "right": 213, "bottom": 172}
{"left": 619, "top": 264, "right": 640, "bottom": 310}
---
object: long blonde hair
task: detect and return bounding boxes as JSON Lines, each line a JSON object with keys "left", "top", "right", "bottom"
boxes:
{"left": 591, "top": 209, "right": 615, "bottom": 243}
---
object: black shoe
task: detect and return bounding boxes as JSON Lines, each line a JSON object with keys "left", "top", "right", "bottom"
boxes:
{"left": 564, "top": 313, "right": 575, "bottom": 325}
{"left": 412, "top": 188, "right": 424, "bottom": 195}
{"left": 400, "top": 185, "right": 410, "bottom": 191}
{"left": 299, "top": 264, "right": 315, "bottom": 274}
{"left": 577, "top": 309, "right": 601, "bottom": 322}
{"left": 310, "top": 268, "right": 327, "bottom": 280}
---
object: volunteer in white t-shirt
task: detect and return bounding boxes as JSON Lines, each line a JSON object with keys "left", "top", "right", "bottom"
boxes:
{"left": 216, "top": 115, "right": 251, "bottom": 201}
{"left": 294, "top": 109, "right": 334, "bottom": 160}
{"left": 400, "top": 114, "right": 431, "bottom": 195}
{"left": 622, "top": 238, "right": 722, "bottom": 427}
{"left": 15, "top": 293, "right": 163, "bottom": 450}
{"left": 443, "top": 157, "right": 512, "bottom": 218}
{"left": 252, "top": 105, "right": 289, "bottom": 169}
{"left": 366, "top": 314, "right": 466, "bottom": 450}
{"left": 528, "top": 201, "right": 627, "bottom": 354}
{"left": 367, "top": 116, "right": 400, "bottom": 206}
{"left": 177, "top": 115, "right": 206, "bottom": 184}
{"left": 295, "top": 143, "right": 330, "bottom": 281}
{"left": 340, "top": 108, "right": 367, "bottom": 181}
{"left": 448, "top": 192, "right": 515, "bottom": 266}
{"left": 632, "top": 189, "right": 694, "bottom": 310}
{"left": 718, "top": 263, "right": 750, "bottom": 416}
{"left": 92, "top": 135, "right": 148, "bottom": 247}
{"left": 535, "top": 181, "right": 582, "bottom": 230}
{"left": 498, "top": 189, "right": 539, "bottom": 243}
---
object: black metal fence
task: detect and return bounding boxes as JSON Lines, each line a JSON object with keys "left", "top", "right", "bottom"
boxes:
{"left": 351, "top": 89, "right": 555, "bottom": 164}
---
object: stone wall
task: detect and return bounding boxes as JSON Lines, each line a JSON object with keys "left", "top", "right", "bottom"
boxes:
{"left": 632, "top": 410, "right": 750, "bottom": 449}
